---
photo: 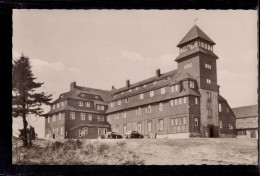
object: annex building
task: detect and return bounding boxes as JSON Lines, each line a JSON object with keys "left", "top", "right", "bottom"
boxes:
{"left": 232, "top": 105, "right": 258, "bottom": 138}
{"left": 44, "top": 25, "right": 237, "bottom": 139}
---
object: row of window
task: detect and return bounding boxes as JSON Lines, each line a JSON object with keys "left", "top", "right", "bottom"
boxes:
{"left": 78, "top": 101, "right": 105, "bottom": 110}
{"left": 219, "top": 120, "right": 233, "bottom": 129}
{"left": 111, "top": 84, "right": 181, "bottom": 108}
{"left": 47, "top": 126, "right": 64, "bottom": 136}
{"left": 179, "top": 41, "right": 213, "bottom": 54}
{"left": 237, "top": 117, "right": 258, "bottom": 122}
{"left": 117, "top": 117, "right": 197, "bottom": 134}
{"left": 109, "top": 97, "right": 199, "bottom": 121}
{"left": 70, "top": 112, "right": 105, "bottom": 121}
{"left": 52, "top": 101, "right": 65, "bottom": 110}
{"left": 47, "top": 113, "right": 64, "bottom": 123}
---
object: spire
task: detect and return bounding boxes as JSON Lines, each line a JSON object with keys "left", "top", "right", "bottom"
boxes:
{"left": 177, "top": 25, "right": 215, "bottom": 47}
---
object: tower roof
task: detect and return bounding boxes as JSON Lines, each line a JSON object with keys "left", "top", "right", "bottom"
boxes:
{"left": 177, "top": 25, "right": 216, "bottom": 47}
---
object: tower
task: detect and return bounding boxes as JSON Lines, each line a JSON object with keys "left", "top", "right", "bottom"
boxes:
{"left": 175, "top": 25, "right": 220, "bottom": 136}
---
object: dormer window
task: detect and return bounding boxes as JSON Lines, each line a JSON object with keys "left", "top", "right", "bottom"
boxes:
{"left": 129, "top": 89, "right": 132, "bottom": 92}
{"left": 150, "top": 91, "right": 154, "bottom": 97}
{"left": 140, "top": 94, "right": 144, "bottom": 100}
{"left": 153, "top": 81, "right": 157, "bottom": 85}
{"left": 143, "top": 84, "right": 147, "bottom": 88}
{"left": 110, "top": 102, "right": 114, "bottom": 108}
{"left": 135, "top": 87, "right": 139, "bottom": 90}
{"left": 78, "top": 101, "right": 83, "bottom": 107}
{"left": 161, "top": 87, "right": 166, "bottom": 94}
{"left": 121, "top": 92, "right": 124, "bottom": 95}
{"left": 81, "top": 94, "right": 85, "bottom": 97}
{"left": 118, "top": 100, "right": 121, "bottom": 105}
{"left": 86, "top": 102, "right": 90, "bottom": 107}
{"left": 190, "top": 81, "right": 195, "bottom": 88}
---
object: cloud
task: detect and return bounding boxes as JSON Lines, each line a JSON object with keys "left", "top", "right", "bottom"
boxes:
{"left": 69, "top": 67, "right": 80, "bottom": 73}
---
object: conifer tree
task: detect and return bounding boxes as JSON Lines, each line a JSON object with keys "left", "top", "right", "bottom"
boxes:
{"left": 12, "top": 55, "right": 52, "bottom": 147}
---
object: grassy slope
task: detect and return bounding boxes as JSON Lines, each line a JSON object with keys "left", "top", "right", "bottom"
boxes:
{"left": 12, "top": 138, "right": 257, "bottom": 165}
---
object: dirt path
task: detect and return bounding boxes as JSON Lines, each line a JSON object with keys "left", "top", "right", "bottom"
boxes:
{"left": 127, "top": 138, "right": 258, "bottom": 165}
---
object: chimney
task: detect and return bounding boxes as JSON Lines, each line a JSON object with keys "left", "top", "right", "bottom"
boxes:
{"left": 126, "top": 80, "right": 130, "bottom": 88}
{"left": 112, "top": 85, "right": 115, "bottom": 90}
{"left": 156, "top": 69, "right": 161, "bottom": 78}
{"left": 70, "top": 81, "right": 76, "bottom": 90}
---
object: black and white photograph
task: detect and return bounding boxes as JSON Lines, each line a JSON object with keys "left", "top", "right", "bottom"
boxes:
{"left": 12, "top": 10, "right": 257, "bottom": 165}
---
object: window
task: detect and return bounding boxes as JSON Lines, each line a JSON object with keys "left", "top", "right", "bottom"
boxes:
{"left": 110, "top": 102, "right": 114, "bottom": 108}
{"left": 48, "top": 116, "right": 50, "bottom": 123}
{"left": 100, "top": 116, "right": 105, "bottom": 121}
{"left": 143, "top": 84, "right": 147, "bottom": 88}
{"left": 227, "top": 108, "right": 229, "bottom": 113}
{"left": 97, "top": 105, "right": 105, "bottom": 110}
{"left": 170, "top": 100, "right": 174, "bottom": 106}
{"left": 205, "top": 63, "right": 212, "bottom": 69}
{"left": 57, "top": 103, "right": 60, "bottom": 108}
{"left": 137, "top": 107, "right": 142, "bottom": 115}
{"left": 195, "top": 97, "right": 198, "bottom": 104}
{"left": 79, "top": 101, "right": 84, "bottom": 106}
{"left": 206, "top": 79, "right": 212, "bottom": 84}
{"left": 56, "top": 127, "right": 59, "bottom": 134}
{"left": 171, "top": 86, "right": 175, "bottom": 92}
{"left": 229, "top": 124, "right": 233, "bottom": 130}
{"left": 60, "top": 127, "right": 64, "bottom": 135}
{"left": 175, "top": 85, "right": 179, "bottom": 92}
{"left": 52, "top": 105, "right": 55, "bottom": 110}
{"left": 153, "top": 81, "right": 157, "bottom": 85}
{"left": 194, "top": 118, "right": 198, "bottom": 126}
{"left": 86, "top": 102, "right": 90, "bottom": 107}
{"left": 138, "top": 123, "right": 142, "bottom": 133}
{"left": 70, "top": 112, "right": 75, "bottom": 120}
{"left": 140, "top": 94, "right": 144, "bottom": 100}
{"left": 97, "top": 116, "right": 101, "bottom": 121}
{"left": 126, "top": 98, "right": 129, "bottom": 103}
{"left": 178, "top": 98, "right": 182, "bottom": 105}
{"left": 121, "top": 92, "right": 124, "bottom": 95}
{"left": 175, "top": 99, "right": 178, "bottom": 105}
{"left": 118, "top": 100, "right": 121, "bottom": 105}
{"left": 219, "top": 120, "right": 222, "bottom": 129}
{"left": 61, "top": 101, "right": 64, "bottom": 107}
{"left": 178, "top": 118, "right": 182, "bottom": 125}
{"left": 98, "top": 128, "right": 107, "bottom": 135}
{"left": 175, "top": 118, "right": 178, "bottom": 126}
{"left": 158, "top": 119, "right": 164, "bottom": 131}
{"left": 159, "top": 103, "right": 163, "bottom": 111}
{"left": 207, "top": 92, "right": 211, "bottom": 101}
{"left": 147, "top": 105, "right": 152, "bottom": 113}
{"left": 88, "top": 114, "right": 92, "bottom": 121}
{"left": 184, "top": 63, "right": 192, "bottom": 69}
{"left": 150, "top": 91, "right": 154, "bottom": 97}
{"left": 79, "top": 127, "right": 88, "bottom": 137}
{"left": 80, "top": 113, "right": 85, "bottom": 120}
{"left": 171, "top": 119, "right": 174, "bottom": 126}
{"left": 190, "top": 81, "right": 195, "bottom": 88}
{"left": 58, "top": 113, "right": 62, "bottom": 120}
{"left": 207, "top": 109, "right": 212, "bottom": 118}
{"left": 129, "top": 89, "right": 132, "bottom": 92}
{"left": 147, "top": 121, "right": 152, "bottom": 132}
{"left": 183, "top": 117, "right": 187, "bottom": 125}
{"left": 219, "top": 103, "right": 222, "bottom": 112}
{"left": 122, "top": 111, "right": 126, "bottom": 118}
{"left": 183, "top": 97, "right": 187, "bottom": 104}
{"left": 53, "top": 115, "right": 56, "bottom": 122}
{"left": 81, "top": 94, "right": 85, "bottom": 97}
{"left": 123, "top": 125, "right": 127, "bottom": 135}
{"left": 135, "top": 87, "right": 139, "bottom": 90}
{"left": 161, "top": 87, "right": 166, "bottom": 94}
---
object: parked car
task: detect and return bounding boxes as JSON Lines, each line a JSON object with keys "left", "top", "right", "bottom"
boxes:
{"left": 125, "top": 131, "right": 144, "bottom": 139}
{"left": 105, "top": 132, "right": 123, "bottom": 139}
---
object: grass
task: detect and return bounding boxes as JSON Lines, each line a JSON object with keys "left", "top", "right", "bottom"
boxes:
{"left": 12, "top": 138, "right": 144, "bottom": 165}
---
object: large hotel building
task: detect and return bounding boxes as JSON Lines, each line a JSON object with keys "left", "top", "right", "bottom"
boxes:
{"left": 44, "top": 25, "right": 237, "bottom": 139}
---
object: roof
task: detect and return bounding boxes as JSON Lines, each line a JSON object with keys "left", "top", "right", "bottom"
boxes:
{"left": 107, "top": 87, "right": 200, "bottom": 113}
{"left": 177, "top": 25, "right": 216, "bottom": 47}
{"left": 175, "top": 47, "right": 218, "bottom": 61}
{"left": 110, "top": 69, "right": 178, "bottom": 96}
{"left": 218, "top": 94, "right": 227, "bottom": 102}
{"left": 44, "top": 105, "right": 105, "bottom": 116}
{"left": 232, "top": 105, "right": 258, "bottom": 118}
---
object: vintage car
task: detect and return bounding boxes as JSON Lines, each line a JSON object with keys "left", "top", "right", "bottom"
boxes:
{"left": 105, "top": 132, "right": 123, "bottom": 139}
{"left": 125, "top": 131, "right": 144, "bottom": 139}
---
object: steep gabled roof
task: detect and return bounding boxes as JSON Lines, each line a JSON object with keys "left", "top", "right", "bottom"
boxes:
{"left": 177, "top": 25, "right": 216, "bottom": 47}
{"left": 232, "top": 105, "right": 258, "bottom": 118}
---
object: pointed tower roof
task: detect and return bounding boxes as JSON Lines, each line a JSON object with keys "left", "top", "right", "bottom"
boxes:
{"left": 177, "top": 25, "right": 215, "bottom": 47}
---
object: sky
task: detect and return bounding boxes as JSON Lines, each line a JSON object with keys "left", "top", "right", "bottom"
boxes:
{"left": 12, "top": 10, "right": 258, "bottom": 137}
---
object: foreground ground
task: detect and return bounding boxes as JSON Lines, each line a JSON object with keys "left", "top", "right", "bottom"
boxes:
{"left": 13, "top": 137, "right": 257, "bottom": 165}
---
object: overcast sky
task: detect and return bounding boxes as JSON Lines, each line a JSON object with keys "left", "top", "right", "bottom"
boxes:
{"left": 12, "top": 10, "right": 257, "bottom": 137}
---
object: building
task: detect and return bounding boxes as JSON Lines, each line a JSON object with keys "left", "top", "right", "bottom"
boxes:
{"left": 232, "top": 105, "right": 258, "bottom": 138}
{"left": 106, "top": 25, "right": 236, "bottom": 138}
{"left": 44, "top": 82, "right": 111, "bottom": 139}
